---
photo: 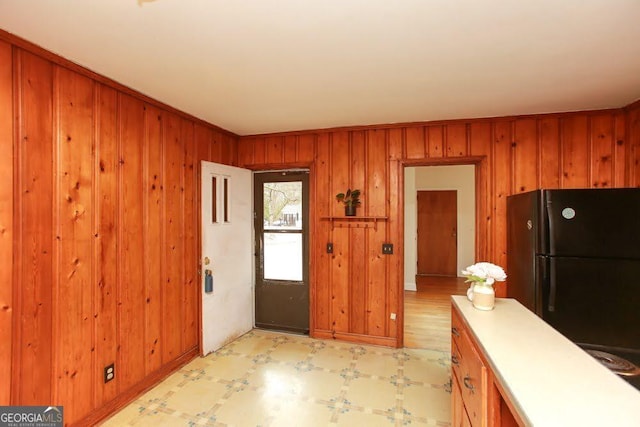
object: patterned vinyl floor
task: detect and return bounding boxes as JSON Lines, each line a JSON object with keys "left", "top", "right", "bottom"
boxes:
{"left": 101, "top": 329, "right": 452, "bottom": 426}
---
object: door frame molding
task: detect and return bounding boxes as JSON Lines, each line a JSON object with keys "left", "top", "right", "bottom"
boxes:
{"left": 398, "top": 156, "right": 487, "bottom": 347}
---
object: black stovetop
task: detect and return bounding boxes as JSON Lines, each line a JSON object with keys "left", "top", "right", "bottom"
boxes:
{"left": 578, "top": 343, "right": 640, "bottom": 391}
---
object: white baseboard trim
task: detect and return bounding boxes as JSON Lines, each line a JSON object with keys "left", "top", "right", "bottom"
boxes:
{"left": 404, "top": 282, "right": 417, "bottom": 291}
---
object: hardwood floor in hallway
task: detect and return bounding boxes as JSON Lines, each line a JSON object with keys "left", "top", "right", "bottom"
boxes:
{"left": 404, "top": 276, "right": 468, "bottom": 351}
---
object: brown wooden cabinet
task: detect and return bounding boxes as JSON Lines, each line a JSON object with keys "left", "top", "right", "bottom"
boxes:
{"left": 451, "top": 303, "right": 522, "bottom": 427}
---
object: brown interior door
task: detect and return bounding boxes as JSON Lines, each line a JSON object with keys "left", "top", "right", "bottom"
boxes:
{"left": 417, "top": 190, "right": 457, "bottom": 276}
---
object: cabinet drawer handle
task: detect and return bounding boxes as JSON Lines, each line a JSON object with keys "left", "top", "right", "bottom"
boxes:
{"left": 463, "top": 375, "right": 475, "bottom": 393}
{"left": 451, "top": 327, "right": 460, "bottom": 337}
{"left": 451, "top": 354, "right": 459, "bottom": 366}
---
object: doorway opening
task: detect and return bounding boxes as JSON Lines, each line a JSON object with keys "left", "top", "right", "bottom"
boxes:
{"left": 403, "top": 165, "right": 476, "bottom": 350}
{"left": 254, "top": 170, "right": 310, "bottom": 334}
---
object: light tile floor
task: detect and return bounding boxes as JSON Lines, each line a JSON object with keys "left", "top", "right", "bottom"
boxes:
{"left": 101, "top": 330, "right": 452, "bottom": 426}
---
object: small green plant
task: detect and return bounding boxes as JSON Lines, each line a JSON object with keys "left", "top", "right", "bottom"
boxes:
{"left": 336, "top": 189, "right": 361, "bottom": 207}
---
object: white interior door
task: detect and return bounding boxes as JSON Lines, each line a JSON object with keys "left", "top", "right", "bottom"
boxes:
{"left": 201, "top": 160, "right": 253, "bottom": 355}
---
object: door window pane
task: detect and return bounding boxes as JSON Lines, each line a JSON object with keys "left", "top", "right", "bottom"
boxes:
{"left": 224, "top": 177, "right": 229, "bottom": 223}
{"left": 263, "top": 182, "right": 302, "bottom": 230}
{"left": 264, "top": 233, "right": 302, "bottom": 281}
{"left": 211, "top": 176, "right": 217, "bottom": 223}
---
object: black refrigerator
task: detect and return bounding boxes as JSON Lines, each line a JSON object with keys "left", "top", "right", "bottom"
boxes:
{"left": 506, "top": 188, "right": 640, "bottom": 351}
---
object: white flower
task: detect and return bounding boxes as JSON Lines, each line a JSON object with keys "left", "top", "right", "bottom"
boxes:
{"left": 461, "top": 262, "right": 506, "bottom": 286}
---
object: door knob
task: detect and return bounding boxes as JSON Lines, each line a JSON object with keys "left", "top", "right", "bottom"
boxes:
{"left": 204, "top": 257, "right": 210, "bottom": 265}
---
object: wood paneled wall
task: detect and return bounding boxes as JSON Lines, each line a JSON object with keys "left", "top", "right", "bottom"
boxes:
{"left": 238, "top": 108, "right": 640, "bottom": 347}
{"left": 2, "top": 25, "right": 640, "bottom": 424}
{"left": 0, "top": 39, "right": 13, "bottom": 406}
{"left": 628, "top": 100, "right": 640, "bottom": 185}
{"left": 0, "top": 33, "right": 238, "bottom": 425}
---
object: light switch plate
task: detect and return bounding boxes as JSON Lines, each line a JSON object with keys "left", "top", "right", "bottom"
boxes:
{"left": 382, "top": 243, "right": 393, "bottom": 254}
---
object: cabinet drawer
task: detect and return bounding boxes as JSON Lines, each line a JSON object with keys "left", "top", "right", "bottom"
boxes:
{"left": 451, "top": 306, "right": 464, "bottom": 350}
{"left": 451, "top": 338, "right": 463, "bottom": 382}
{"left": 451, "top": 307, "right": 487, "bottom": 427}
{"left": 451, "top": 372, "right": 474, "bottom": 427}
{"left": 458, "top": 331, "right": 487, "bottom": 426}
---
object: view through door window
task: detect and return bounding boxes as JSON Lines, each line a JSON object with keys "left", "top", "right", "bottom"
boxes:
{"left": 263, "top": 181, "right": 303, "bottom": 281}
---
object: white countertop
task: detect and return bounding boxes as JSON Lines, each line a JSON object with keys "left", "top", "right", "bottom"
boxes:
{"left": 452, "top": 295, "right": 640, "bottom": 427}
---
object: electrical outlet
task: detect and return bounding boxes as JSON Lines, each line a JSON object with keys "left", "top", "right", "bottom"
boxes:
{"left": 327, "top": 243, "right": 334, "bottom": 254}
{"left": 390, "top": 312, "right": 397, "bottom": 320}
{"left": 104, "top": 363, "right": 115, "bottom": 383}
{"left": 382, "top": 243, "right": 393, "bottom": 255}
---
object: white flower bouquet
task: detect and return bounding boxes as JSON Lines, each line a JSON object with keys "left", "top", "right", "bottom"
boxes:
{"left": 462, "top": 262, "right": 506, "bottom": 309}
{"left": 461, "top": 262, "right": 507, "bottom": 287}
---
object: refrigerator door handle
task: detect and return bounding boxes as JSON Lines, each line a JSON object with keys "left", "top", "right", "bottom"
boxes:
{"left": 548, "top": 258, "right": 556, "bottom": 312}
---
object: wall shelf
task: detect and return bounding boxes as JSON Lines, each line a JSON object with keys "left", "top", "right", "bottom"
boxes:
{"left": 321, "top": 216, "right": 388, "bottom": 230}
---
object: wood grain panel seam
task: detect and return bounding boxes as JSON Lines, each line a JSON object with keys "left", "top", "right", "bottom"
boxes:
{"left": 88, "top": 78, "right": 98, "bottom": 412}
{"left": 555, "top": 119, "right": 563, "bottom": 188}
{"left": 328, "top": 133, "right": 334, "bottom": 332}
{"left": 401, "top": 127, "right": 407, "bottom": 159}
{"left": 362, "top": 133, "right": 369, "bottom": 335}
{"left": 466, "top": 123, "right": 471, "bottom": 158}
{"left": 629, "top": 109, "right": 635, "bottom": 187}
{"left": 535, "top": 119, "right": 541, "bottom": 189}
{"left": 0, "top": 40, "right": 14, "bottom": 405}
{"left": 348, "top": 132, "right": 353, "bottom": 332}
{"left": 384, "top": 132, "right": 390, "bottom": 337}
{"left": 179, "top": 120, "right": 188, "bottom": 353}
{"left": 423, "top": 126, "right": 430, "bottom": 158}
{"left": 613, "top": 114, "right": 621, "bottom": 187}
{"left": 91, "top": 82, "right": 100, "bottom": 408}
{"left": 623, "top": 112, "right": 630, "bottom": 187}
{"left": 607, "top": 115, "right": 615, "bottom": 187}
{"left": 142, "top": 104, "right": 150, "bottom": 375}
{"left": 115, "top": 91, "right": 123, "bottom": 396}
{"left": 443, "top": 124, "right": 449, "bottom": 158}
{"left": 587, "top": 116, "right": 593, "bottom": 187}
{"left": 179, "top": 122, "right": 186, "bottom": 354}
{"left": 536, "top": 119, "right": 542, "bottom": 187}
{"left": 509, "top": 120, "right": 516, "bottom": 194}
{"left": 159, "top": 110, "right": 166, "bottom": 362}
{"left": 10, "top": 45, "right": 22, "bottom": 404}
{"left": 559, "top": 118, "right": 566, "bottom": 188}
{"left": 489, "top": 122, "right": 497, "bottom": 260}
{"left": 51, "top": 64, "right": 61, "bottom": 404}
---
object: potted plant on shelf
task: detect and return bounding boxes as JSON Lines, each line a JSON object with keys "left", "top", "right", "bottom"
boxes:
{"left": 336, "top": 188, "right": 361, "bottom": 216}
{"left": 462, "top": 262, "right": 507, "bottom": 311}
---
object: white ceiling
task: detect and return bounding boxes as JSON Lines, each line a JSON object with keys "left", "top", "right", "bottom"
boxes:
{"left": 1, "top": 0, "right": 640, "bottom": 136}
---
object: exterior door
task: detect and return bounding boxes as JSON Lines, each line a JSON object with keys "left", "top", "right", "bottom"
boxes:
{"left": 201, "top": 161, "right": 253, "bottom": 355}
{"left": 417, "top": 190, "right": 457, "bottom": 276}
{"left": 254, "top": 171, "right": 309, "bottom": 333}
